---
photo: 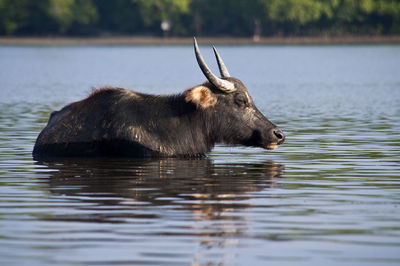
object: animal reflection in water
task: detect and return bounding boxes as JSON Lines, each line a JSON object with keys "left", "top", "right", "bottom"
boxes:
{"left": 37, "top": 158, "right": 283, "bottom": 216}
{"left": 36, "top": 158, "right": 283, "bottom": 251}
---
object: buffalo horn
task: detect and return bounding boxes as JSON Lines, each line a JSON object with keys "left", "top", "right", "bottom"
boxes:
{"left": 212, "top": 45, "right": 230, "bottom": 78}
{"left": 193, "top": 37, "right": 235, "bottom": 93}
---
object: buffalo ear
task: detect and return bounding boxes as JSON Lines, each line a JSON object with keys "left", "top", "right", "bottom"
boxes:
{"left": 185, "top": 85, "right": 218, "bottom": 109}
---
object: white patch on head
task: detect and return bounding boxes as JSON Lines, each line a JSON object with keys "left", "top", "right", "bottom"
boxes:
{"left": 190, "top": 90, "right": 202, "bottom": 102}
{"left": 185, "top": 85, "right": 217, "bottom": 109}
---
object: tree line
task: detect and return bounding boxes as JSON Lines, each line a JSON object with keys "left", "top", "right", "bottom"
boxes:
{"left": 0, "top": 0, "right": 399, "bottom": 37}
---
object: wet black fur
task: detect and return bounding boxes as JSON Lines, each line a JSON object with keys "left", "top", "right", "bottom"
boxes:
{"left": 33, "top": 78, "right": 282, "bottom": 158}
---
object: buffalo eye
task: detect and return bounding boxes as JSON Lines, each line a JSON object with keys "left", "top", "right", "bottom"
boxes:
{"left": 235, "top": 93, "right": 249, "bottom": 108}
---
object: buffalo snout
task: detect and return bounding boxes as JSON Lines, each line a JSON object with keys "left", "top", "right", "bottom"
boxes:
{"left": 272, "top": 128, "right": 285, "bottom": 144}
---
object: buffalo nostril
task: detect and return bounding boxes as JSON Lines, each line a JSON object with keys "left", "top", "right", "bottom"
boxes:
{"left": 273, "top": 129, "right": 285, "bottom": 143}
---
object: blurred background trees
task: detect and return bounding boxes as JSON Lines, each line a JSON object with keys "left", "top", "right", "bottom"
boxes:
{"left": 0, "top": 0, "right": 399, "bottom": 36}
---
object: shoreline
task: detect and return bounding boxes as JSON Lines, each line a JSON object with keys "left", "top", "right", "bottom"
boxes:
{"left": 0, "top": 35, "right": 400, "bottom": 46}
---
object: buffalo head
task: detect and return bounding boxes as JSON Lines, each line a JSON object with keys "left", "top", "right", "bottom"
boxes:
{"left": 185, "top": 38, "right": 285, "bottom": 150}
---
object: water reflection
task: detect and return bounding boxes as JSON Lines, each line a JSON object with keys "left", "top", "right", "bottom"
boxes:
{"left": 36, "top": 158, "right": 283, "bottom": 221}
{"left": 32, "top": 158, "right": 283, "bottom": 262}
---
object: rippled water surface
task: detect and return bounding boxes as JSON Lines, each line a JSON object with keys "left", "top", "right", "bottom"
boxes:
{"left": 1, "top": 45, "right": 399, "bottom": 265}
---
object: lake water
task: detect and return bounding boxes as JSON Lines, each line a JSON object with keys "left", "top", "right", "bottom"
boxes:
{"left": 0, "top": 44, "right": 399, "bottom": 265}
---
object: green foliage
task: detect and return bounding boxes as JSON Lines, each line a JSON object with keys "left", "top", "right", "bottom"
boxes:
{"left": 0, "top": 0, "right": 399, "bottom": 36}
{"left": 132, "top": 0, "right": 191, "bottom": 34}
{"left": 48, "top": 0, "right": 98, "bottom": 33}
{"left": 190, "top": 0, "right": 262, "bottom": 36}
{"left": 0, "top": 0, "right": 54, "bottom": 35}
{"left": 262, "top": 0, "right": 324, "bottom": 24}
{"left": 93, "top": 0, "right": 141, "bottom": 34}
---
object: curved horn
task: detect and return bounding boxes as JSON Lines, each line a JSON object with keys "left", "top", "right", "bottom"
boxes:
{"left": 193, "top": 37, "right": 235, "bottom": 93}
{"left": 212, "top": 45, "right": 230, "bottom": 78}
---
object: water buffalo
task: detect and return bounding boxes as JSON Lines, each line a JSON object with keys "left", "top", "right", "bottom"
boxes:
{"left": 33, "top": 38, "right": 285, "bottom": 158}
